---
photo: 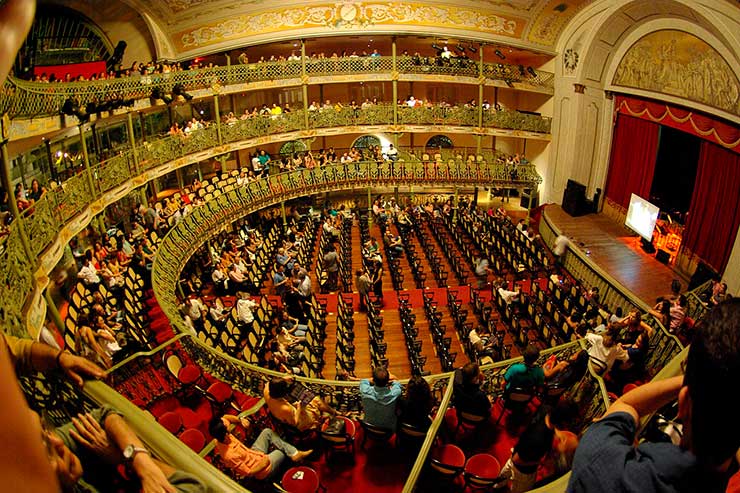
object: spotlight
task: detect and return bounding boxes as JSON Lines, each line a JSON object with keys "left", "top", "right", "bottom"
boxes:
{"left": 519, "top": 65, "right": 526, "bottom": 76}
{"left": 456, "top": 45, "right": 466, "bottom": 53}
{"left": 431, "top": 43, "right": 443, "bottom": 54}
{"left": 494, "top": 49, "right": 506, "bottom": 60}
{"left": 468, "top": 45, "right": 477, "bottom": 54}
{"left": 527, "top": 66, "right": 537, "bottom": 77}
{"left": 173, "top": 83, "right": 193, "bottom": 101}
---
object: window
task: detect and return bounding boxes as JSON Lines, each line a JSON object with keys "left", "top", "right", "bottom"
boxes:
{"left": 352, "top": 135, "right": 381, "bottom": 149}
{"left": 279, "top": 140, "right": 308, "bottom": 156}
{"left": 426, "top": 135, "right": 453, "bottom": 149}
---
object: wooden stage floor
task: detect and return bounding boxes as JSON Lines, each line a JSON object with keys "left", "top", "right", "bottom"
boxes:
{"left": 544, "top": 205, "right": 689, "bottom": 307}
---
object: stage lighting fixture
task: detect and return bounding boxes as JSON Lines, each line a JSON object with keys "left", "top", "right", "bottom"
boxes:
{"left": 494, "top": 49, "right": 506, "bottom": 60}
{"left": 456, "top": 45, "right": 465, "bottom": 53}
{"left": 468, "top": 45, "right": 477, "bottom": 53}
{"left": 173, "top": 83, "right": 193, "bottom": 101}
{"left": 527, "top": 66, "right": 537, "bottom": 77}
{"left": 519, "top": 65, "right": 526, "bottom": 76}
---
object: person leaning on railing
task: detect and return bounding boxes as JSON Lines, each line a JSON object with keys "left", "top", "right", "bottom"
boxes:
{"left": 569, "top": 299, "right": 740, "bottom": 493}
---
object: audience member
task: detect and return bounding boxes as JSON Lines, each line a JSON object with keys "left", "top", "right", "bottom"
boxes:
{"left": 453, "top": 362, "right": 492, "bottom": 417}
{"left": 263, "top": 375, "right": 337, "bottom": 431}
{"left": 209, "top": 416, "right": 312, "bottom": 480}
{"left": 355, "top": 366, "right": 402, "bottom": 430}
{"left": 569, "top": 300, "right": 740, "bottom": 493}
{"left": 398, "top": 375, "right": 434, "bottom": 431}
{"left": 495, "top": 400, "right": 579, "bottom": 493}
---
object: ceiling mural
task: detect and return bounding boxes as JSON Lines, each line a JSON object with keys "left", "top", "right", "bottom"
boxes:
{"left": 526, "top": 0, "right": 592, "bottom": 46}
{"left": 613, "top": 30, "right": 740, "bottom": 117}
{"left": 175, "top": 2, "right": 527, "bottom": 50}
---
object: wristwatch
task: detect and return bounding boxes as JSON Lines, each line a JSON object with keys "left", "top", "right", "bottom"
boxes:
{"left": 123, "top": 444, "right": 150, "bottom": 462}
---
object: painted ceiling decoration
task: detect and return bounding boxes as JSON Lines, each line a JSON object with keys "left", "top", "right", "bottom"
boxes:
{"left": 613, "top": 30, "right": 740, "bottom": 117}
{"left": 116, "top": 0, "right": 595, "bottom": 56}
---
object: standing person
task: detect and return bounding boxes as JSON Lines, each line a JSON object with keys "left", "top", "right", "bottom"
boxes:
{"left": 322, "top": 243, "right": 339, "bottom": 291}
{"left": 495, "top": 400, "right": 579, "bottom": 493}
{"left": 474, "top": 253, "right": 492, "bottom": 289}
{"left": 569, "top": 300, "right": 740, "bottom": 493}
{"left": 356, "top": 269, "right": 372, "bottom": 312}
{"left": 372, "top": 258, "right": 384, "bottom": 306}
{"left": 553, "top": 234, "right": 569, "bottom": 267}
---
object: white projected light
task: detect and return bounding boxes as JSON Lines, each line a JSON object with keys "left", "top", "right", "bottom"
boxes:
{"left": 625, "top": 193, "right": 660, "bottom": 242}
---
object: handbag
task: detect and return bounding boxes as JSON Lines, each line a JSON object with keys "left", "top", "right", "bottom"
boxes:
{"left": 324, "top": 417, "right": 346, "bottom": 436}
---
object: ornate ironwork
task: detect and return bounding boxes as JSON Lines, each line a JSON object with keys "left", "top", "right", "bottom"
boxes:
{"left": 3, "top": 55, "right": 555, "bottom": 118}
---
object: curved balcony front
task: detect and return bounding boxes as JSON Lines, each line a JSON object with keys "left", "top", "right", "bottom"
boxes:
{"left": 3, "top": 55, "right": 553, "bottom": 121}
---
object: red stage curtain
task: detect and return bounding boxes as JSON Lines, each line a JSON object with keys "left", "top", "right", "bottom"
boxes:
{"left": 682, "top": 141, "right": 740, "bottom": 273}
{"left": 615, "top": 95, "right": 740, "bottom": 154}
{"left": 604, "top": 114, "right": 660, "bottom": 209}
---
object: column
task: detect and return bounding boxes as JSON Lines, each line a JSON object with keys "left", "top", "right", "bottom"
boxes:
{"left": 477, "top": 45, "right": 484, "bottom": 155}
{"left": 44, "top": 289, "right": 65, "bottom": 333}
{"left": 280, "top": 200, "right": 287, "bottom": 231}
{"left": 452, "top": 187, "right": 459, "bottom": 222}
{"left": 213, "top": 94, "right": 223, "bottom": 145}
{"left": 78, "top": 124, "right": 98, "bottom": 198}
{"left": 392, "top": 37, "right": 398, "bottom": 127}
{"left": 0, "top": 141, "right": 32, "bottom": 258}
{"left": 301, "top": 39, "right": 309, "bottom": 131}
{"left": 126, "top": 112, "right": 140, "bottom": 175}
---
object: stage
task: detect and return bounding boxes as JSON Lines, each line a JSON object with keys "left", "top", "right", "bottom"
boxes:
{"left": 544, "top": 205, "right": 689, "bottom": 306}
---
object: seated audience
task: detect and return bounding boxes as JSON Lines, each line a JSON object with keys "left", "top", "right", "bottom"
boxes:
{"left": 209, "top": 416, "right": 312, "bottom": 480}
{"left": 503, "top": 344, "right": 554, "bottom": 391}
{"left": 398, "top": 375, "right": 434, "bottom": 431}
{"left": 453, "top": 362, "right": 492, "bottom": 417}
{"left": 495, "top": 400, "right": 579, "bottom": 493}
{"left": 354, "top": 366, "right": 402, "bottom": 430}
{"left": 263, "top": 375, "right": 337, "bottom": 431}
{"left": 585, "top": 324, "right": 628, "bottom": 374}
{"left": 569, "top": 300, "right": 740, "bottom": 493}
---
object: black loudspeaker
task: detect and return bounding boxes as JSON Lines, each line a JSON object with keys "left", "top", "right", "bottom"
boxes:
{"left": 655, "top": 249, "right": 670, "bottom": 264}
{"left": 688, "top": 261, "right": 717, "bottom": 290}
{"left": 562, "top": 179, "right": 588, "bottom": 216}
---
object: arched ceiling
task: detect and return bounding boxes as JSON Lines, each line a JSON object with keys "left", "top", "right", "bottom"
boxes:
{"left": 101, "top": 0, "right": 597, "bottom": 58}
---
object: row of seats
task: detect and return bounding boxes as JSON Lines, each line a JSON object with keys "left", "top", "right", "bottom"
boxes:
{"left": 421, "top": 291, "right": 457, "bottom": 372}
{"left": 335, "top": 293, "right": 356, "bottom": 375}
{"left": 398, "top": 293, "right": 429, "bottom": 376}
{"left": 427, "top": 216, "right": 470, "bottom": 285}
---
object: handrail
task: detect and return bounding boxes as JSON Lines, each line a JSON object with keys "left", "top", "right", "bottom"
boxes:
{"left": 402, "top": 372, "right": 456, "bottom": 493}
{"left": 3, "top": 55, "right": 554, "bottom": 118}
{"left": 82, "top": 380, "right": 249, "bottom": 492}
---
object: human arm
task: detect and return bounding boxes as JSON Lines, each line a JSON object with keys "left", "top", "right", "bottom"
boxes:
{"left": 602, "top": 375, "right": 683, "bottom": 423}
{"left": 2, "top": 333, "right": 105, "bottom": 386}
{"left": 103, "top": 412, "right": 178, "bottom": 493}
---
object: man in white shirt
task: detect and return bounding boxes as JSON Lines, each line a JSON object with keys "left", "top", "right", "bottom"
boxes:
{"left": 236, "top": 293, "right": 256, "bottom": 326}
{"left": 385, "top": 144, "right": 398, "bottom": 161}
{"left": 553, "top": 234, "right": 570, "bottom": 266}
{"left": 78, "top": 258, "right": 101, "bottom": 287}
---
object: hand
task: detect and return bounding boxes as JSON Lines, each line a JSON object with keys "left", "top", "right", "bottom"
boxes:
{"left": 69, "top": 413, "right": 119, "bottom": 463}
{"left": 132, "top": 453, "right": 177, "bottom": 493}
{"left": 58, "top": 352, "right": 106, "bottom": 387}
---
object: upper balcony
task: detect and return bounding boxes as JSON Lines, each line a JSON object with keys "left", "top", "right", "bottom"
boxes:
{"left": 2, "top": 55, "right": 554, "bottom": 124}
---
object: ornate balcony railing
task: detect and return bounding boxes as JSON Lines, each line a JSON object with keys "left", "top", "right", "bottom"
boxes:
{"left": 2, "top": 55, "right": 554, "bottom": 118}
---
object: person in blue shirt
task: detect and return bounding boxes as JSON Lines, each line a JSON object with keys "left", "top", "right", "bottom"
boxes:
{"left": 356, "top": 366, "right": 402, "bottom": 430}
{"left": 569, "top": 299, "right": 740, "bottom": 493}
{"left": 503, "top": 344, "right": 546, "bottom": 391}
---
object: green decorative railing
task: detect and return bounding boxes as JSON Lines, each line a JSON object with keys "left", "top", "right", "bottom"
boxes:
{"left": 2, "top": 55, "right": 554, "bottom": 118}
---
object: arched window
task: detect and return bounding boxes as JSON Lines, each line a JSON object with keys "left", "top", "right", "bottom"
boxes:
{"left": 352, "top": 135, "right": 381, "bottom": 149}
{"left": 279, "top": 140, "right": 308, "bottom": 156}
{"left": 426, "top": 135, "right": 453, "bottom": 149}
